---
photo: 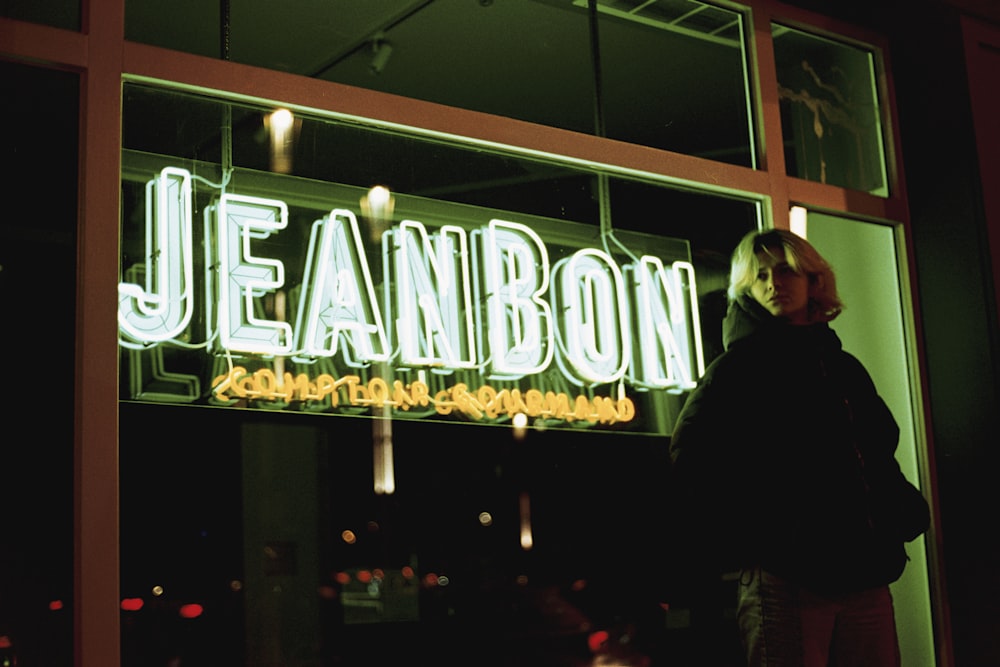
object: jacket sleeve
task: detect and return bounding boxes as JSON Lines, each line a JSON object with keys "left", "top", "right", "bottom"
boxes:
{"left": 666, "top": 358, "right": 754, "bottom": 583}
{"left": 669, "top": 357, "right": 742, "bottom": 482}
{"left": 669, "top": 374, "right": 714, "bottom": 468}
{"left": 842, "top": 353, "right": 931, "bottom": 543}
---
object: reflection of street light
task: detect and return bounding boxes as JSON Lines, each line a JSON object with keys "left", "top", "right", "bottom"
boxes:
{"left": 362, "top": 185, "right": 396, "bottom": 495}
{"left": 372, "top": 413, "right": 395, "bottom": 495}
{"left": 519, "top": 491, "right": 533, "bottom": 550}
{"left": 265, "top": 108, "right": 297, "bottom": 173}
{"left": 512, "top": 412, "right": 528, "bottom": 441}
{"left": 360, "top": 185, "right": 395, "bottom": 241}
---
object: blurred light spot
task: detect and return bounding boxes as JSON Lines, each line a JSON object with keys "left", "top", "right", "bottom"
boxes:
{"left": 341, "top": 530, "right": 357, "bottom": 544}
{"left": 401, "top": 566, "right": 415, "bottom": 579}
{"left": 571, "top": 579, "right": 587, "bottom": 592}
{"left": 519, "top": 492, "right": 533, "bottom": 550}
{"left": 423, "top": 572, "right": 439, "bottom": 587}
{"left": 437, "top": 575, "right": 450, "bottom": 586}
{"left": 178, "top": 603, "right": 203, "bottom": 619}
{"left": 335, "top": 571, "right": 351, "bottom": 585}
{"left": 361, "top": 185, "right": 396, "bottom": 243}
{"left": 516, "top": 574, "right": 529, "bottom": 586}
{"left": 318, "top": 585, "right": 337, "bottom": 600}
{"left": 366, "top": 520, "right": 380, "bottom": 532}
{"left": 269, "top": 108, "right": 293, "bottom": 132}
{"left": 512, "top": 412, "right": 528, "bottom": 440}
{"left": 49, "top": 599, "right": 64, "bottom": 611}
{"left": 357, "top": 570, "right": 373, "bottom": 584}
{"left": 373, "top": 568, "right": 385, "bottom": 580}
{"left": 588, "top": 629, "right": 610, "bottom": 653}
{"left": 229, "top": 580, "right": 243, "bottom": 592}
{"left": 478, "top": 511, "right": 493, "bottom": 526}
{"left": 152, "top": 585, "right": 164, "bottom": 597}
{"left": 362, "top": 185, "right": 394, "bottom": 220}
{"left": 120, "top": 598, "right": 144, "bottom": 612}
{"left": 266, "top": 108, "right": 296, "bottom": 173}
{"left": 0, "top": 636, "right": 11, "bottom": 648}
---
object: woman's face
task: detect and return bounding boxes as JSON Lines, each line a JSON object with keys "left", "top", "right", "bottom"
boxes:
{"left": 750, "top": 246, "right": 811, "bottom": 324}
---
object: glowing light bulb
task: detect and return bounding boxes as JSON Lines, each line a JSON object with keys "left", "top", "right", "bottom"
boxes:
{"left": 367, "top": 185, "right": 392, "bottom": 212}
{"left": 269, "top": 108, "right": 292, "bottom": 131}
{"left": 266, "top": 108, "right": 295, "bottom": 173}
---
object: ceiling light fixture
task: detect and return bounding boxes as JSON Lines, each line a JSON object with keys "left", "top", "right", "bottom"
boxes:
{"left": 369, "top": 32, "right": 394, "bottom": 75}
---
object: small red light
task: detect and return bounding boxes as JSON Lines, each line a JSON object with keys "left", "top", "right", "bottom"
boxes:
{"left": 120, "top": 598, "right": 144, "bottom": 612}
{"left": 178, "top": 603, "right": 203, "bottom": 619}
{"left": 334, "top": 571, "right": 351, "bottom": 585}
{"left": 49, "top": 599, "right": 64, "bottom": 611}
{"left": 356, "top": 570, "right": 372, "bottom": 584}
{"left": 587, "top": 629, "right": 610, "bottom": 653}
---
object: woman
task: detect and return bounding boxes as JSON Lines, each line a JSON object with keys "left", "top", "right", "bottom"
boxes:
{"left": 669, "top": 229, "right": 929, "bottom": 666}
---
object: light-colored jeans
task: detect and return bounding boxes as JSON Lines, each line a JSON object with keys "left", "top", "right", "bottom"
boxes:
{"left": 736, "top": 568, "right": 900, "bottom": 667}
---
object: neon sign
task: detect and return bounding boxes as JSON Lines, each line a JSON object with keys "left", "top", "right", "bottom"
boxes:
{"left": 120, "top": 168, "right": 706, "bottom": 424}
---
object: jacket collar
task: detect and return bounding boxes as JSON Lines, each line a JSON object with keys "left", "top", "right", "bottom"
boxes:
{"left": 722, "top": 294, "right": 842, "bottom": 353}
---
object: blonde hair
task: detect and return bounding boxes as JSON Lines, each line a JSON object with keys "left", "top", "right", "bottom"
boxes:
{"left": 727, "top": 229, "right": 844, "bottom": 322}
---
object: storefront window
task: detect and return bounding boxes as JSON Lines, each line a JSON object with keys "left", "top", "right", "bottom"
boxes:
{"left": 124, "top": 0, "right": 755, "bottom": 167}
{"left": 772, "top": 23, "right": 889, "bottom": 195}
{"left": 0, "top": 60, "right": 77, "bottom": 666}
{"left": 119, "top": 83, "right": 757, "bottom": 437}
{"left": 119, "top": 81, "right": 759, "bottom": 665}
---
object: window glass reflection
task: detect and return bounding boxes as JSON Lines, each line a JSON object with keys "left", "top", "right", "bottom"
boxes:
{"left": 595, "top": 0, "right": 754, "bottom": 165}
{"left": 120, "top": 403, "right": 736, "bottom": 665}
{"left": 124, "top": 0, "right": 754, "bottom": 166}
{"left": 772, "top": 24, "right": 889, "bottom": 195}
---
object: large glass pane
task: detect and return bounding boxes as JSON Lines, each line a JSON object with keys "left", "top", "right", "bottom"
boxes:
{"left": 0, "top": 60, "right": 77, "bottom": 666}
{"left": 119, "top": 82, "right": 759, "bottom": 665}
{"left": 125, "top": 0, "right": 755, "bottom": 166}
{"left": 120, "top": 405, "right": 682, "bottom": 666}
{"left": 803, "top": 212, "right": 934, "bottom": 667}
{"left": 594, "top": 0, "right": 754, "bottom": 165}
{"left": 119, "top": 83, "right": 757, "bottom": 437}
{"left": 772, "top": 24, "right": 889, "bottom": 195}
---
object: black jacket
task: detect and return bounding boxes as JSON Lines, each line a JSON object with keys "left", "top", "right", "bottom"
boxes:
{"left": 668, "top": 295, "right": 928, "bottom": 595}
